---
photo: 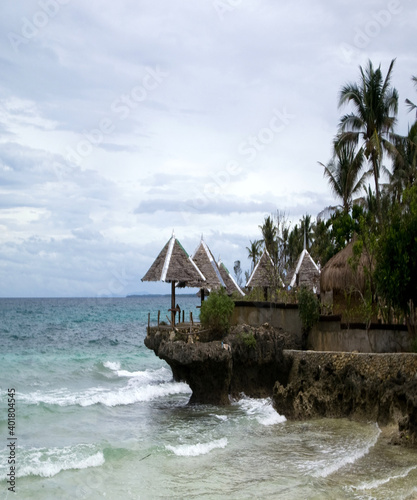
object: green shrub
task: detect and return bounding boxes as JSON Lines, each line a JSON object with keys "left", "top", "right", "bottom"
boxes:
{"left": 240, "top": 331, "right": 257, "bottom": 349}
{"left": 298, "top": 286, "right": 320, "bottom": 333}
{"left": 200, "top": 288, "right": 235, "bottom": 339}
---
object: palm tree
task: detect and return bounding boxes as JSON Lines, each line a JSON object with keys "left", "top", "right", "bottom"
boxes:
{"left": 337, "top": 59, "right": 399, "bottom": 217}
{"left": 388, "top": 122, "right": 417, "bottom": 201}
{"left": 287, "top": 224, "right": 303, "bottom": 269}
{"left": 405, "top": 75, "right": 417, "bottom": 117}
{"left": 300, "top": 214, "right": 314, "bottom": 250}
{"left": 319, "top": 141, "right": 369, "bottom": 214}
{"left": 246, "top": 239, "right": 262, "bottom": 272}
{"left": 259, "top": 215, "right": 277, "bottom": 263}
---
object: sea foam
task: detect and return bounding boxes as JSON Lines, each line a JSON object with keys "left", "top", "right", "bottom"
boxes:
{"left": 20, "top": 379, "right": 191, "bottom": 407}
{"left": 1, "top": 444, "right": 104, "bottom": 479}
{"left": 166, "top": 438, "right": 228, "bottom": 457}
{"left": 354, "top": 465, "right": 417, "bottom": 490}
{"left": 237, "top": 396, "right": 286, "bottom": 426}
{"left": 313, "top": 424, "right": 381, "bottom": 478}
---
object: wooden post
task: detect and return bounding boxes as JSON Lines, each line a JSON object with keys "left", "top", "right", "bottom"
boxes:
{"left": 171, "top": 281, "right": 176, "bottom": 326}
{"left": 190, "top": 311, "right": 193, "bottom": 326}
{"left": 157, "top": 310, "right": 160, "bottom": 327}
{"left": 148, "top": 312, "right": 150, "bottom": 332}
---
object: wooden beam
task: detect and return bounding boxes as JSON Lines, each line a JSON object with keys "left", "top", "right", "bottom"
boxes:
{"left": 171, "top": 281, "right": 176, "bottom": 326}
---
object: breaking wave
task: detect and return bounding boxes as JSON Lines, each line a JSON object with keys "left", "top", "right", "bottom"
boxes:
{"left": 166, "top": 438, "right": 228, "bottom": 457}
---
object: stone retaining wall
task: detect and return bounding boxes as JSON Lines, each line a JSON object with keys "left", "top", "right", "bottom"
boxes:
{"left": 274, "top": 350, "right": 417, "bottom": 445}
{"left": 283, "top": 349, "right": 417, "bottom": 380}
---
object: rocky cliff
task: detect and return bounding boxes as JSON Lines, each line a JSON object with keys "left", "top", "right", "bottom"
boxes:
{"left": 144, "top": 323, "right": 300, "bottom": 405}
{"left": 145, "top": 324, "right": 417, "bottom": 447}
{"left": 273, "top": 350, "right": 417, "bottom": 446}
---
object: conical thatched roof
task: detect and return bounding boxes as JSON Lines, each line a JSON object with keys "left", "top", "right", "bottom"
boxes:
{"left": 218, "top": 258, "right": 245, "bottom": 296}
{"left": 246, "top": 249, "right": 282, "bottom": 288}
{"left": 141, "top": 234, "right": 205, "bottom": 285}
{"left": 289, "top": 249, "right": 320, "bottom": 292}
{"left": 188, "top": 237, "right": 225, "bottom": 290}
{"left": 320, "top": 239, "right": 370, "bottom": 293}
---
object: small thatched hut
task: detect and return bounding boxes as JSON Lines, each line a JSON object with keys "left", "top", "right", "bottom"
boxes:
{"left": 288, "top": 249, "right": 320, "bottom": 293}
{"left": 190, "top": 237, "right": 225, "bottom": 292}
{"left": 320, "top": 239, "right": 372, "bottom": 320}
{"left": 141, "top": 233, "right": 205, "bottom": 323}
{"left": 246, "top": 249, "right": 283, "bottom": 299}
{"left": 218, "top": 258, "right": 245, "bottom": 297}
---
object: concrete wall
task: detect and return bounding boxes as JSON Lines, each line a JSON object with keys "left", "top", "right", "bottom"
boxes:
{"left": 232, "top": 302, "right": 413, "bottom": 353}
{"left": 309, "top": 323, "right": 412, "bottom": 353}
{"left": 231, "top": 301, "right": 303, "bottom": 341}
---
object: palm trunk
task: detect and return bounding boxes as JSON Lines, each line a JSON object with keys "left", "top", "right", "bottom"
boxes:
{"left": 372, "top": 154, "right": 382, "bottom": 221}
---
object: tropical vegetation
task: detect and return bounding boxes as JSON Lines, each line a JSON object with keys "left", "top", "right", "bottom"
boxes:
{"left": 239, "top": 59, "right": 417, "bottom": 334}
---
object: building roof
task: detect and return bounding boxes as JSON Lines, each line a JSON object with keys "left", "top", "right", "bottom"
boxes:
{"left": 218, "top": 258, "right": 245, "bottom": 296}
{"left": 188, "top": 237, "right": 225, "bottom": 290}
{"left": 246, "top": 248, "right": 282, "bottom": 288}
{"left": 141, "top": 233, "right": 206, "bottom": 285}
{"left": 320, "top": 239, "right": 370, "bottom": 293}
{"left": 288, "top": 249, "right": 320, "bottom": 292}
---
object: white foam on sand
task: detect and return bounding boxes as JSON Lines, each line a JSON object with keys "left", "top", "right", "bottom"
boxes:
{"left": 354, "top": 465, "right": 417, "bottom": 490}
{"left": 237, "top": 396, "right": 286, "bottom": 426}
{"left": 313, "top": 424, "right": 381, "bottom": 478}
{"left": 166, "top": 438, "right": 228, "bottom": 457}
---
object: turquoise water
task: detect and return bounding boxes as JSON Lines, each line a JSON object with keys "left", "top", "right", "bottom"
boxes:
{"left": 1, "top": 297, "right": 416, "bottom": 499}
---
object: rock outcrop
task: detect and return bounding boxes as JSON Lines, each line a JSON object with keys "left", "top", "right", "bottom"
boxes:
{"left": 144, "top": 323, "right": 300, "bottom": 405}
{"left": 273, "top": 350, "right": 417, "bottom": 446}
{"left": 145, "top": 324, "right": 417, "bottom": 447}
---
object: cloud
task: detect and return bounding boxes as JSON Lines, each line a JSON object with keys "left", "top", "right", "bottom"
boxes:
{"left": 134, "top": 197, "right": 277, "bottom": 216}
{"left": 0, "top": 1, "right": 416, "bottom": 296}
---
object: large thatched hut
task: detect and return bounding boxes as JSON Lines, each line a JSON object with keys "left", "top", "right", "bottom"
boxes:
{"left": 320, "top": 239, "right": 372, "bottom": 320}
{"left": 288, "top": 249, "right": 320, "bottom": 293}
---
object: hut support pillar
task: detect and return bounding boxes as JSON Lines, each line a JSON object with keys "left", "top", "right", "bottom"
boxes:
{"left": 171, "top": 281, "right": 176, "bottom": 326}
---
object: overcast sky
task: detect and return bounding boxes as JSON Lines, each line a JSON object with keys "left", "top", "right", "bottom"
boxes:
{"left": 0, "top": 0, "right": 416, "bottom": 297}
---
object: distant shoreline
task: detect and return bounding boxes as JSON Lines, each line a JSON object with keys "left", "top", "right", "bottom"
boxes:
{"left": 0, "top": 294, "right": 199, "bottom": 300}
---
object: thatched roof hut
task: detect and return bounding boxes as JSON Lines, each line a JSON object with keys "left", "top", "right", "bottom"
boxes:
{"left": 246, "top": 249, "right": 282, "bottom": 288}
{"left": 288, "top": 249, "right": 320, "bottom": 293}
{"left": 141, "top": 233, "right": 205, "bottom": 324}
{"left": 320, "top": 239, "right": 373, "bottom": 320}
{"left": 320, "top": 239, "right": 369, "bottom": 294}
{"left": 218, "top": 258, "right": 245, "bottom": 296}
{"left": 141, "top": 234, "right": 205, "bottom": 285}
{"left": 189, "top": 237, "right": 225, "bottom": 290}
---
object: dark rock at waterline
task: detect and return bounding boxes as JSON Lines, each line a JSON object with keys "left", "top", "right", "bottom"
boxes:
{"left": 145, "top": 325, "right": 417, "bottom": 447}
{"left": 273, "top": 350, "right": 417, "bottom": 447}
{"left": 144, "top": 323, "right": 300, "bottom": 405}
{"left": 225, "top": 324, "right": 299, "bottom": 399}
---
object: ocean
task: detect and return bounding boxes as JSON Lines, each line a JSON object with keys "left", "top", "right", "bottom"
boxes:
{"left": 0, "top": 296, "right": 416, "bottom": 500}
